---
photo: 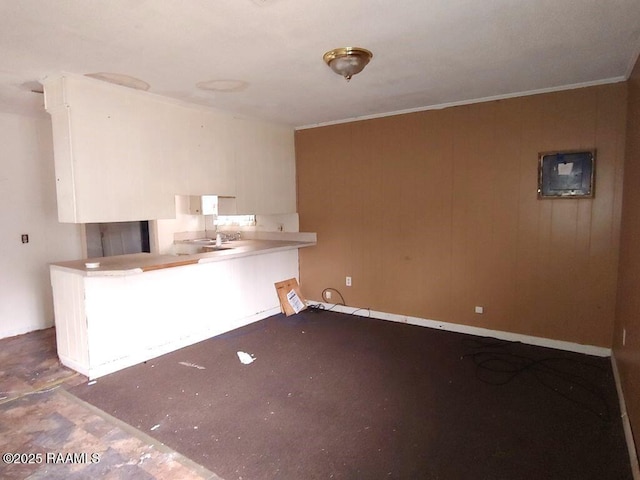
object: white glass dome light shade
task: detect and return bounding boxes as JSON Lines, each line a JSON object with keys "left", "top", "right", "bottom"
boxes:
{"left": 323, "top": 47, "right": 373, "bottom": 81}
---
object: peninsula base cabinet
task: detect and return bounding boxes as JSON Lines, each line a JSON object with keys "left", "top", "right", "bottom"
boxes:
{"left": 50, "top": 250, "right": 299, "bottom": 379}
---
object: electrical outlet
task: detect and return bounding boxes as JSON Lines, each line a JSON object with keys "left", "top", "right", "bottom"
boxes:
{"left": 474, "top": 306, "right": 484, "bottom": 314}
{"left": 21, "top": 234, "right": 29, "bottom": 244}
{"left": 346, "top": 276, "right": 352, "bottom": 287}
{"left": 326, "top": 291, "right": 332, "bottom": 300}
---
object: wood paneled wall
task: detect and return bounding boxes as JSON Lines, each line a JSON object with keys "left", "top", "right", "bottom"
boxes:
{"left": 614, "top": 57, "right": 640, "bottom": 458}
{"left": 296, "top": 84, "right": 627, "bottom": 348}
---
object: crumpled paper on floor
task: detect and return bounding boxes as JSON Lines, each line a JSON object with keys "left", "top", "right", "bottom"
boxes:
{"left": 237, "top": 351, "right": 256, "bottom": 365}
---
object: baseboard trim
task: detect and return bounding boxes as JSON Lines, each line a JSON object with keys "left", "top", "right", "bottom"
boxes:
{"left": 310, "top": 303, "right": 612, "bottom": 357}
{"left": 611, "top": 354, "right": 640, "bottom": 479}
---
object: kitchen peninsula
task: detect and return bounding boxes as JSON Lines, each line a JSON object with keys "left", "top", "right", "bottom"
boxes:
{"left": 43, "top": 72, "right": 310, "bottom": 380}
{"left": 50, "top": 235, "right": 316, "bottom": 379}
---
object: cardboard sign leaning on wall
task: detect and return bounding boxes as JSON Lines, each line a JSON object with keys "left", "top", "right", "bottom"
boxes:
{"left": 274, "top": 278, "right": 307, "bottom": 316}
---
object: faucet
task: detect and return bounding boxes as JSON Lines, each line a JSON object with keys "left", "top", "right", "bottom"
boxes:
{"left": 217, "top": 231, "right": 241, "bottom": 242}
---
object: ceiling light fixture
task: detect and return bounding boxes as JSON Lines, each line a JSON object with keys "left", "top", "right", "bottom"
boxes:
{"left": 323, "top": 47, "right": 373, "bottom": 81}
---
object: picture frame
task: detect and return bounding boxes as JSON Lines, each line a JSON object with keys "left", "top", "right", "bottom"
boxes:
{"left": 538, "top": 150, "right": 595, "bottom": 199}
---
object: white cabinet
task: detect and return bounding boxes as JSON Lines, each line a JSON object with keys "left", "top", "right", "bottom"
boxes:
{"left": 183, "top": 111, "right": 236, "bottom": 196}
{"left": 232, "top": 118, "right": 296, "bottom": 215}
{"left": 43, "top": 74, "right": 178, "bottom": 223}
{"left": 50, "top": 249, "right": 300, "bottom": 378}
{"left": 43, "top": 74, "right": 237, "bottom": 223}
{"left": 188, "top": 195, "right": 238, "bottom": 215}
{"left": 188, "top": 195, "right": 217, "bottom": 215}
{"left": 43, "top": 73, "right": 295, "bottom": 223}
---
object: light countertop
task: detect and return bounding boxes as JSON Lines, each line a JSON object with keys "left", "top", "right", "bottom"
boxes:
{"left": 50, "top": 238, "right": 316, "bottom": 276}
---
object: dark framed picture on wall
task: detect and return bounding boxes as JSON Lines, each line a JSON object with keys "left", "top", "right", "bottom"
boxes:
{"left": 538, "top": 150, "right": 595, "bottom": 199}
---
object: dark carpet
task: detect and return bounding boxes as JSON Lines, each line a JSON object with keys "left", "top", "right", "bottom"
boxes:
{"left": 68, "top": 310, "right": 632, "bottom": 480}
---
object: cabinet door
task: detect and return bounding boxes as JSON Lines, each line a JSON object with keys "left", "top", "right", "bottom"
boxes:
{"left": 184, "top": 110, "right": 236, "bottom": 196}
{"left": 188, "top": 195, "right": 217, "bottom": 215}
{"left": 233, "top": 118, "right": 296, "bottom": 214}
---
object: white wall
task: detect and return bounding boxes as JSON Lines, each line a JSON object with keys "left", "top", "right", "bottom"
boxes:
{"left": 0, "top": 112, "right": 83, "bottom": 339}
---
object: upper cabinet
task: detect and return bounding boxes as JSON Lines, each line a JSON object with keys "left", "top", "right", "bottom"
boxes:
{"left": 44, "top": 74, "right": 179, "bottom": 222}
{"left": 233, "top": 117, "right": 296, "bottom": 215}
{"left": 43, "top": 73, "right": 294, "bottom": 223}
{"left": 182, "top": 109, "right": 236, "bottom": 197}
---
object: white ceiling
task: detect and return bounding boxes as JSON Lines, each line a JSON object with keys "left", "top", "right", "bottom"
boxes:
{"left": 1, "top": 0, "right": 639, "bottom": 128}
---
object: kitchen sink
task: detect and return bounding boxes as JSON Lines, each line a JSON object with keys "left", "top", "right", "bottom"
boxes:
{"left": 203, "top": 246, "right": 233, "bottom": 251}
{"left": 172, "top": 240, "right": 234, "bottom": 255}
{"left": 190, "top": 238, "right": 216, "bottom": 244}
